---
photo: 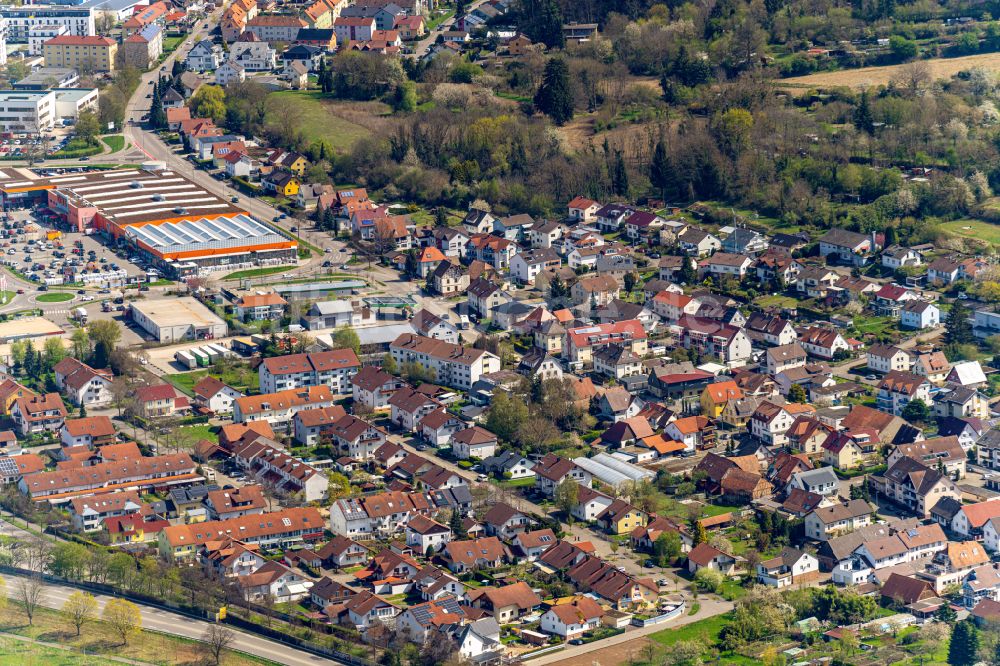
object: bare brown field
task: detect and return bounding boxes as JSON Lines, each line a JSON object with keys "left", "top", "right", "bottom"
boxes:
{"left": 549, "top": 637, "right": 655, "bottom": 666}
{"left": 778, "top": 52, "right": 1000, "bottom": 93}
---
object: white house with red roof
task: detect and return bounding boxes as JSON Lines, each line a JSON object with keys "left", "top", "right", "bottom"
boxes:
{"left": 192, "top": 376, "right": 243, "bottom": 415}
{"left": 650, "top": 290, "right": 700, "bottom": 323}
{"left": 798, "top": 326, "right": 850, "bottom": 360}
{"left": 567, "top": 196, "right": 601, "bottom": 222}
{"left": 53, "top": 357, "right": 114, "bottom": 407}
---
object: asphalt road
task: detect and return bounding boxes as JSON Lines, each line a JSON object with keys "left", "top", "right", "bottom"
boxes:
{"left": 0, "top": 572, "right": 339, "bottom": 666}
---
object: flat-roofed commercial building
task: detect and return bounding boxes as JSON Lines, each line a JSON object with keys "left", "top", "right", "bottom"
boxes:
{"left": 42, "top": 34, "right": 117, "bottom": 72}
{"left": 13, "top": 66, "right": 78, "bottom": 90}
{"left": 130, "top": 296, "right": 228, "bottom": 343}
{"left": 52, "top": 87, "right": 98, "bottom": 119}
{"left": 1, "top": 5, "right": 95, "bottom": 42}
{"left": 0, "top": 90, "right": 56, "bottom": 132}
{"left": 0, "top": 166, "right": 297, "bottom": 276}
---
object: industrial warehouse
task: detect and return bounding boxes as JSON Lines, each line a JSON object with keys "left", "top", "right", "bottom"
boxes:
{"left": 0, "top": 164, "right": 298, "bottom": 277}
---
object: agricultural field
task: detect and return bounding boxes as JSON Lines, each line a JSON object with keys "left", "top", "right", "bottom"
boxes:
{"left": 778, "top": 52, "right": 1000, "bottom": 93}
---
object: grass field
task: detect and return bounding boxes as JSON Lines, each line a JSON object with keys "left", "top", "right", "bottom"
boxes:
{"left": 0, "top": 602, "right": 272, "bottom": 666}
{"left": 168, "top": 367, "right": 259, "bottom": 395}
{"left": 0, "top": 638, "right": 109, "bottom": 665}
{"left": 939, "top": 219, "right": 1000, "bottom": 245}
{"left": 101, "top": 135, "right": 125, "bottom": 152}
{"left": 779, "top": 52, "right": 1000, "bottom": 92}
{"left": 651, "top": 613, "right": 732, "bottom": 647}
{"left": 162, "top": 36, "right": 184, "bottom": 53}
{"left": 36, "top": 292, "right": 74, "bottom": 303}
{"left": 178, "top": 423, "right": 217, "bottom": 444}
{"left": 265, "top": 91, "right": 372, "bottom": 153}
{"left": 755, "top": 294, "right": 800, "bottom": 309}
{"left": 223, "top": 266, "right": 289, "bottom": 280}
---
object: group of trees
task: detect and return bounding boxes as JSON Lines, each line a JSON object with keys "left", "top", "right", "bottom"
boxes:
{"left": 485, "top": 376, "right": 593, "bottom": 456}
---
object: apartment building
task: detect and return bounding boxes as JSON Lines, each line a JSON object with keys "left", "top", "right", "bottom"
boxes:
{"left": 42, "top": 34, "right": 117, "bottom": 72}
{"left": 389, "top": 334, "right": 500, "bottom": 390}
{"left": 563, "top": 320, "right": 648, "bottom": 366}
{"left": 2, "top": 5, "right": 95, "bottom": 41}
{"left": 258, "top": 349, "right": 361, "bottom": 395}
{"left": 233, "top": 385, "right": 335, "bottom": 429}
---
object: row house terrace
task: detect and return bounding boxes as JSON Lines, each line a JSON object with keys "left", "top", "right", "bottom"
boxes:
{"left": 19, "top": 453, "right": 198, "bottom": 503}
{"left": 231, "top": 437, "right": 329, "bottom": 502}
{"left": 159, "top": 507, "right": 324, "bottom": 559}
{"left": 328, "top": 490, "right": 433, "bottom": 538}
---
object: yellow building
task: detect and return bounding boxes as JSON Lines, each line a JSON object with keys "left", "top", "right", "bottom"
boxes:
{"left": 43, "top": 35, "right": 118, "bottom": 72}
{"left": 700, "top": 380, "right": 743, "bottom": 418}
{"left": 265, "top": 172, "right": 300, "bottom": 197}
{"left": 598, "top": 499, "right": 648, "bottom": 535}
{"left": 0, "top": 379, "right": 37, "bottom": 415}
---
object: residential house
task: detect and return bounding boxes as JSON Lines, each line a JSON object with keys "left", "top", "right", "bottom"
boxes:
{"left": 804, "top": 500, "right": 873, "bottom": 541}
{"left": 873, "top": 457, "right": 961, "bottom": 518}
{"left": 756, "top": 548, "right": 820, "bottom": 588}
{"left": 819, "top": 229, "right": 875, "bottom": 265}
{"left": 877, "top": 371, "right": 931, "bottom": 417}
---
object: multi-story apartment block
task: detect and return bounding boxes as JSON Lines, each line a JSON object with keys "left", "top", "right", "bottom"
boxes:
{"left": 258, "top": 349, "right": 361, "bottom": 395}
{"left": 389, "top": 334, "right": 500, "bottom": 390}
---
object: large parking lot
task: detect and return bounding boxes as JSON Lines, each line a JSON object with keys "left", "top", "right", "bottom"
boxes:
{"left": 0, "top": 126, "right": 76, "bottom": 159}
{"left": 0, "top": 209, "right": 152, "bottom": 289}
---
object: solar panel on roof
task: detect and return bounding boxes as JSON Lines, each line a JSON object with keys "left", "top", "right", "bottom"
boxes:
{"left": 0, "top": 457, "right": 19, "bottom": 477}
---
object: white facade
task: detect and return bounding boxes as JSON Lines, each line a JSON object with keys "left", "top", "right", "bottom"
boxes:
{"left": 28, "top": 23, "right": 66, "bottom": 56}
{"left": 0, "top": 90, "right": 55, "bottom": 132}
{"left": 867, "top": 347, "right": 912, "bottom": 374}
{"left": 1, "top": 6, "right": 95, "bottom": 41}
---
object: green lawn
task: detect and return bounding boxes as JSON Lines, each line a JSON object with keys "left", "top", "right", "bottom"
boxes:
{"left": 101, "top": 135, "right": 125, "bottom": 152}
{"left": 223, "top": 266, "right": 289, "bottom": 280}
{"left": 701, "top": 504, "right": 741, "bottom": 518}
{"left": 939, "top": 219, "right": 1000, "bottom": 245}
{"left": 162, "top": 35, "right": 184, "bottom": 52}
{"left": 167, "top": 368, "right": 259, "bottom": 396}
{"left": 498, "top": 477, "right": 535, "bottom": 488}
{"left": 36, "top": 292, "right": 74, "bottom": 303}
{"left": 851, "top": 315, "right": 896, "bottom": 336}
{"left": 179, "top": 423, "right": 217, "bottom": 443}
{"left": 0, "top": 639, "right": 109, "bottom": 665}
{"left": 650, "top": 613, "right": 732, "bottom": 647}
{"left": 755, "top": 294, "right": 799, "bottom": 308}
{"left": 265, "top": 91, "right": 372, "bottom": 153}
{"left": 425, "top": 8, "right": 454, "bottom": 30}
